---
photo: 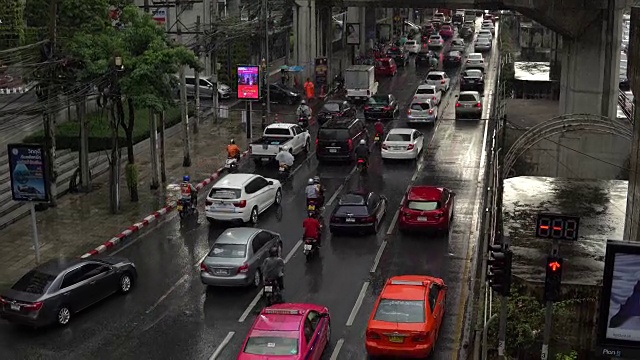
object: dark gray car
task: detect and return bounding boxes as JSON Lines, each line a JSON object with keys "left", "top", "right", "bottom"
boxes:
{"left": 0, "top": 257, "right": 137, "bottom": 328}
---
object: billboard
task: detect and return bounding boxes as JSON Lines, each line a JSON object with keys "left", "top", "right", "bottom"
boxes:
{"left": 346, "top": 23, "right": 360, "bottom": 45}
{"left": 597, "top": 240, "right": 640, "bottom": 357}
{"left": 152, "top": 8, "right": 167, "bottom": 27}
{"left": 237, "top": 65, "right": 260, "bottom": 100}
{"left": 7, "top": 144, "right": 49, "bottom": 202}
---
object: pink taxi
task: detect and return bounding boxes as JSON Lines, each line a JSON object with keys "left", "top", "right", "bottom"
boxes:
{"left": 237, "top": 303, "right": 331, "bottom": 359}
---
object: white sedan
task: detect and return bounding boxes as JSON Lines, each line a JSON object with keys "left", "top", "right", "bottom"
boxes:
{"left": 381, "top": 128, "right": 425, "bottom": 160}
{"left": 205, "top": 173, "right": 282, "bottom": 224}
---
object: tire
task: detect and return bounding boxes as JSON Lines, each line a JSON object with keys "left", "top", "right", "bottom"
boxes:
{"left": 304, "top": 140, "right": 310, "bottom": 153}
{"left": 56, "top": 306, "right": 71, "bottom": 326}
{"left": 275, "top": 189, "right": 282, "bottom": 205}
{"left": 253, "top": 269, "right": 262, "bottom": 288}
{"left": 305, "top": 252, "right": 312, "bottom": 262}
{"left": 249, "top": 206, "right": 259, "bottom": 225}
{"left": 207, "top": 217, "right": 216, "bottom": 224}
{"left": 119, "top": 273, "right": 133, "bottom": 294}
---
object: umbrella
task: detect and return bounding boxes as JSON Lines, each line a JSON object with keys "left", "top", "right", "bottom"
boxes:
{"left": 287, "top": 66, "right": 304, "bottom": 72}
{"left": 280, "top": 65, "right": 288, "bottom": 70}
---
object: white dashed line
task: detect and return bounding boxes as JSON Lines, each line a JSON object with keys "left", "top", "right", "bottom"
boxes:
{"left": 208, "top": 331, "right": 235, "bottom": 360}
{"left": 330, "top": 338, "right": 345, "bottom": 360}
{"left": 145, "top": 274, "right": 189, "bottom": 314}
{"left": 346, "top": 281, "right": 370, "bottom": 326}
{"left": 370, "top": 240, "right": 388, "bottom": 274}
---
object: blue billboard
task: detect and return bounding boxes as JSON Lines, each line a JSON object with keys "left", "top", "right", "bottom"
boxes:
{"left": 7, "top": 144, "right": 49, "bottom": 202}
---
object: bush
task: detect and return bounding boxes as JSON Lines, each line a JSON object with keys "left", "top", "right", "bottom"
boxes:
{"left": 23, "top": 106, "right": 184, "bottom": 152}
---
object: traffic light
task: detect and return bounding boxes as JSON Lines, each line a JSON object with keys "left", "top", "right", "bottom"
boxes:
{"left": 487, "top": 245, "right": 513, "bottom": 296}
{"left": 544, "top": 256, "right": 564, "bottom": 302}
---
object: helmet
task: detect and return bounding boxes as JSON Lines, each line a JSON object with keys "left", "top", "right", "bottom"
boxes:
{"left": 313, "top": 176, "right": 321, "bottom": 184}
{"left": 268, "top": 246, "right": 279, "bottom": 257}
{"left": 359, "top": 139, "right": 366, "bottom": 145}
{"left": 230, "top": 139, "right": 235, "bottom": 144}
{"left": 279, "top": 147, "right": 284, "bottom": 152}
{"left": 183, "top": 175, "right": 190, "bottom": 182}
{"left": 301, "top": 100, "right": 306, "bottom": 105}
{"left": 282, "top": 146, "right": 289, "bottom": 152}
{"left": 308, "top": 178, "right": 314, "bottom": 185}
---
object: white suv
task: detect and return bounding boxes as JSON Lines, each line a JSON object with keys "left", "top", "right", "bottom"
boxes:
{"left": 424, "top": 71, "right": 451, "bottom": 93}
{"left": 205, "top": 174, "right": 282, "bottom": 224}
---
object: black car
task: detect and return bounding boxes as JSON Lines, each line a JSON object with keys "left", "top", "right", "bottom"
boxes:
{"left": 364, "top": 94, "right": 399, "bottom": 120}
{"left": 0, "top": 257, "right": 137, "bottom": 327}
{"left": 460, "top": 26, "right": 474, "bottom": 39}
{"left": 422, "top": 24, "right": 435, "bottom": 37}
{"left": 443, "top": 51, "right": 463, "bottom": 68}
{"left": 452, "top": 14, "right": 464, "bottom": 27}
{"left": 329, "top": 191, "right": 388, "bottom": 235}
{"left": 460, "top": 69, "right": 485, "bottom": 92}
{"left": 386, "top": 46, "right": 409, "bottom": 67}
{"left": 415, "top": 49, "right": 435, "bottom": 66}
{"left": 316, "top": 100, "right": 356, "bottom": 125}
{"left": 316, "top": 117, "right": 368, "bottom": 162}
{"left": 268, "top": 83, "right": 301, "bottom": 105}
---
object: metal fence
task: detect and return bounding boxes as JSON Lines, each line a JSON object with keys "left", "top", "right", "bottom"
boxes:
{"left": 618, "top": 89, "right": 634, "bottom": 122}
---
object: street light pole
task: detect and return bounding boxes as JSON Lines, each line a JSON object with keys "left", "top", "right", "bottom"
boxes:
{"left": 261, "top": 58, "right": 267, "bottom": 130}
{"left": 263, "top": 0, "right": 271, "bottom": 118}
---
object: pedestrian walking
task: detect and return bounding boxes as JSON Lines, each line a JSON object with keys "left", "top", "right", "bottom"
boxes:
{"left": 304, "top": 78, "right": 315, "bottom": 101}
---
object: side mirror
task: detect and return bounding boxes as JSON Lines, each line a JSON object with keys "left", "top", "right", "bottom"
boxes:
{"left": 451, "top": 191, "right": 456, "bottom": 196}
{"left": 321, "top": 312, "right": 330, "bottom": 317}
{"left": 268, "top": 181, "right": 274, "bottom": 185}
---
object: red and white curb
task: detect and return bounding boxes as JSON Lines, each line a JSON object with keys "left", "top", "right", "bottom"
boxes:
{"left": 80, "top": 150, "right": 251, "bottom": 258}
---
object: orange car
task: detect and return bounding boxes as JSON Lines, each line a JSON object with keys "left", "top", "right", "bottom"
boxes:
{"left": 365, "top": 275, "right": 447, "bottom": 358}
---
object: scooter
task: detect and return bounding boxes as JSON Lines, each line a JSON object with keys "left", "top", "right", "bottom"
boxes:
{"left": 278, "top": 164, "right": 290, "bottom": 180}
{"left": 263, "top": 279, "right": 282, "bottom": 306}
{"left": 357, "top": 158, "right": 368, "bottom": 173}
{"left": 298, "top": 115, "right": 310, "bottom": 128}
{"left": 225, "top": 157, "right": 238, "bottom": 172}
{"left": 306, "top": 199, "right": 324, "bottom": 221}
{"left": 303, "top": 237, "right": 319, "bottom": 261}
{"left": 177, "top": 198, "right": 196, "bottom": 219}
{"left": 373, "top": 132, "right": 383, "bottom": 147}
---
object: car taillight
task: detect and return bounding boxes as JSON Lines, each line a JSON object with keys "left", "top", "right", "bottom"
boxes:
{"left": 366, "top": 331, "right": 381, "bottom": 340}
{"left": 407, "top": 109, "right": 412, "bottom": 114}
{"left": 412, "top": 332, "right": 430, "bottom": 342}
{"left": 364, "top": 216, "right": 375, "bottom": 223}
{"left": 432, "top": 96, "right": 436, "bottom": 101}
{"left": 0, "top": 297, "right": 8, "bottom": 304}
{"left": 382, "top": 143, "right": 389, "bottom": 149}
{"left": 238, "top": 263, "right": 249, "bottom": 273}
{"left": 315, "top": 138, "right": 318, "bottom": 146}
{"left": 205, "top": 199, "right": 212, "bottom": 206}
{"left": 429, "top": 40, "right": 432, "bottom": 43}
{"left": 407, "top": 144, "right": 414, "bottom": 150}
{"left": 456, "top": 102, "right": 461, "bottom": 107}
{"left": 234, "top": 200, "right": 247, "bottom": 208}
{"left": 434, "top": 211, "right": 444, "bottom": 218}
{"left": 383, "top": 106, "right": 391, "bottom": 111}
{"left": 441, "top": 80, "right": 445, "bottom": 84}
{"left": 23, "top": 302, "right": 43, "bottom": 311}
{"left": 200, "top": 263, "right": 208, "bottom": 272}
{"left": 348, "top": 138, "right": 353, "bottom": 150}
{"left": 428, "top": 109, "right": 433, "bottom": 115}
{"left": 476, "top": 102, "right": 482, "bottom": 107}
{"left": 364, "top": 105, "right": 370, "bottom": 110}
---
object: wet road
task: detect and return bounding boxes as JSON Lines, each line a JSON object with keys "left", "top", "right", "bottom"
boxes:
{"left": 0, "top": 23, "right": 498, "bottom": 360}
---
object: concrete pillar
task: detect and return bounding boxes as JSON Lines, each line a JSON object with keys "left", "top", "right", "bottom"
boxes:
{"left": 558, "top": 5, "right": 622, "bottom": 119}
{"left": 293, "top": 0, "right": 317, "bottom": 81}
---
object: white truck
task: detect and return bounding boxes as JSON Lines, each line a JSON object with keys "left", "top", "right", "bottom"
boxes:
{"left": 249, "top": 123, "right": 311, "bottom": 165}
{"left": 345, "top": 65, "right": 378, "bottom": 102}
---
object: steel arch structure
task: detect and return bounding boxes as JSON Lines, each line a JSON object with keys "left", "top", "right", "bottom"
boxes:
{"left": 503, "top": 113, "right": 632, "bottom": 178}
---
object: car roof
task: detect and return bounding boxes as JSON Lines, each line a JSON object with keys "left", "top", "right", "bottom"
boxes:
{"left": 417, "top": 84, "right": 436, "bottom": 89}
{"left": 460, "top": 90, "right": 481, "bottom": 96}
{"left": 35, "top": 258, "right": 86, "bottom": 275}
{"left": 381, "top": 275, "right": 432, "bottom": 301}
{"left": 447, "top": 51, "right": 461, "bottom": 55}
{"left": 215, "top": 227, "right": 262, "bottom": 244}
{"left": 214, "top": 173, "right": 257, "bottom": 187}
{"left": 322, "top": 116, "right": 357, "bottom": 128}
{"left": 407, "top": 186, "right": 444, "bottom": 201}
{"left": 463, "top": 69, "right": 483, "bottom": 75}
{"left": 266, "top": 123, "right": 295, "bottom": 129}
{"left": 388, "top": 128, "right": 414, "bottom": 135}
{"left": 253, "top": 303, "right": 326, "bottom": 331}
{"left": 427, "top": 71, "right": 445, "bottom": 76}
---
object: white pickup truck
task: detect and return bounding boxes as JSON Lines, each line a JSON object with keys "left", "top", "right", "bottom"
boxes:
{"left": 249, "top": 123, "right": 311, "bottom": 165}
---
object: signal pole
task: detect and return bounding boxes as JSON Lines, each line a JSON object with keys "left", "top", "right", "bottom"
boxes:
{"left": 176, "top": 0, "right": 191, "bottom": 167}
{"left": 541, "top": 240, "right": 561, "bottom": 360}
{"left": 194, "top": 15, "right": 201, "bottom": 134}
{"left": 44, "top": 0, "right": 58, "bottom": 207}
{"left": 487, "top": 242, "right": 512, "bottom": 356}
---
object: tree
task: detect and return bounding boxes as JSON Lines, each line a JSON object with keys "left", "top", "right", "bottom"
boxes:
{"left": 0, "top": 0, "right": 25, "bottom": 50}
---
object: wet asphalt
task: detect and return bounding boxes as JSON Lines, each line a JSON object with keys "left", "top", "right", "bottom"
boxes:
{"left": 0, "top": 24, "right": 498, "bottom": 360}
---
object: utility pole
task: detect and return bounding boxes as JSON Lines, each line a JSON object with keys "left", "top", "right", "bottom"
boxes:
{"left": 210, "top": 0, "right": 219, "bottom": 122}
{"left": 263, "top": 0, "right": 271, "bottom": 118}
{"left": 78, "top": 85, "right": 90, "bottom": 191}
{"left": 159, "top": 110, "right": 167, "bottom": 182}
{"left": 149, "top": 109, "right": 160, "bottom": 189}
{"left": 109, "top": 56, "right": 124, "bottom": 214}
{"left": 43, "top": 0, "right": 58, "bottom": 207}
{"left": 194, "top": 15, "right": 201, "bottom": 134}
{"left": 177, "top": 0, "right": 191, "bottom": 167}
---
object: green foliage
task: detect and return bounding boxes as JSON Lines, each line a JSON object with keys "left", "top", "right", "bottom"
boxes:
{"left": 125, "top": 163, "right": 138, "bottom": 189}
{"left": 23, "top": 0, "right": 112, "bottom": 32}
{"left": 555, "top": 350, "right": 578, "bottom": 360}
{"left": 0, "top": 0, "right": 25, "bottom": 49}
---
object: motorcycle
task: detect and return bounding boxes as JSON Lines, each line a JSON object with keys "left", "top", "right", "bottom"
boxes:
{"left": 177, "top": 198, "right": 195, "bottom": 219}
{"left": 263, "top": 279, "right": 282, "bottom": 306}
{"left": 303, "top": 237, "right": 319, "bottom": 261}
{"left": 278, "top": 164, "right": 290, "bottom": 180}
{"left": 298, "top": 115, "right": 310, "bottom": 128}
{"left": 225, "top": 157, "right": 238, "bottom": 172}
{"left": 373, "top": 133, "right": 382, "bottom": 147}
{"left": 357, "top": 158, "right": 368, "bottom": 173}
{"left": 306, "top": 198, "right": 324, "bottom": 221}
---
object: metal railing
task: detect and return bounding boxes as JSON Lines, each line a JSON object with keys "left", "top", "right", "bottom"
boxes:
{"left": 618, "top": 89, "right": 634, "bottom": 123}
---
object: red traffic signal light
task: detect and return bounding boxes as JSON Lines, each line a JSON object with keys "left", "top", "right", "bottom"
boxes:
{"left": 544, "top": 257, "right": 564, "bottom": 302}
{"left": 548, "top": 261, "right": 561, "bottom": 272}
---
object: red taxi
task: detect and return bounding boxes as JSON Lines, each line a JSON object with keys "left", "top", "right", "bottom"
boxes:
{"left": 237, "top": 304, "right": 331, "bottom": 359}
{"left": 438, "top": 24, "right": 454, "bottom": 39}
{"left": 365, "top": 275, "right": 447, "bottom": 358}
{"left": 398, "top": 186, "right": 455, "bottom": 232}
{"left": 375, "top": 58, "right": 397, "bottom": 77}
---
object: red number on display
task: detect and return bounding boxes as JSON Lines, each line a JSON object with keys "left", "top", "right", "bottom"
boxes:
{"left": 564, "top": 220, "right": 577, "bottom": 240}
{"left": 551, "top": 219, "right": 564, "bottom": 238}
{"left": 538, "top": 217, "right": 551, "bottom": 237}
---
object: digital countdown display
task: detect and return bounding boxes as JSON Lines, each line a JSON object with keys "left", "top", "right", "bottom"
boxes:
{"left": 535, "top": 213, "right": 580, "bottom": 241}
{"left": 237, "top": 65, "right": 260, "bottom": 100}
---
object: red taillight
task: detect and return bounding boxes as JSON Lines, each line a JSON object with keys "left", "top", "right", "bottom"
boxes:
{"left": 347, "top": 138, "right": 353, "bottom": 150}
{"left": 412, "top": 333, "right": 429, "bottom": 342}
{"left": 366, "top": 331, "right": 381, "bottom": 339}
{"left": 234, "top": 200, "right": 247, "bottom": 208}
{"left": 407, "top": 109, "right": 412, "bottom": 114}
{"left": 432, "top": 96, "right": 436, "bottom": 101}
{"left": 429, "top": 40, "right": 432, "bottom": 43}
{"left": 315, "top": 138, "right": 318, "bottom": 146}
{"left": 428, "top": 109, "right": 433, "bottom": 115}
{"left": 383, "top": 106, "right": 391, "bottom": 111}
{"left": 476, "top": 102, "right": 482, "bottom": 108}
{"left": 23, "top": 302, "right": 43, "bottom": 311}
{"left": 200, "top": 263, "right": 208, "bottom": 272}
{"left": 357, "top": 159, "right": 365, "bottom": 164}
{"left": 441, "top": 80, "right": 445, "bottom": 84}
{"left": 382, "top": 144, "right": 389, "bottom": 149}
{"left": 455, "top": 102, "right": 461, "bottom": 107}
{"left": 238, "top": 264, "right": 249, "bottom": 273}
{"left": 407, "top": 144, "right": 415, "bottom": 150}
{"left": 0, "top": 297, "right": 8, "bottom": 304}
{"left": 205, "top": 199, "right": 212, "bottom": 206}
{"left": 434, "top": 211, "right": 444, "bottom": 218}
{"left": 364, "top": 216, "right": 375, "bottom": 222}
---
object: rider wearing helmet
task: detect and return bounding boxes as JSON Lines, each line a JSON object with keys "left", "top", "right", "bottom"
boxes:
{"left": 180, "top": 175, "right": 198, "bottom": 208}
{"left": 226, "top": 139, "right": 241, "bottom": 159}
{"left": 261, "top": 246, "right": 285, "bottom": 290}
{"left": 302, "top": 211, "right": 322, "bottom": 247}
{"left": 313, "top": 176, "right": 325, "bottom": 208}
{"left": 355, "top": 139, "right": 370, "bottom": 166}
{"left": 275, "top": 146, "right": 295, "bottom": 169}
{"left": 296, "top": 100, "right": 312, "bottom": 118}
{"left": 305, "top": 178, "right": 319, "bottom": 206}
{"left": 374, "top": 120, "right": 384, "bottom": 140}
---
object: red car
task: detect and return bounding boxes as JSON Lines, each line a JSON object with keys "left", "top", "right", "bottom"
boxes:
{"left": 438, "top": 25, "right": 454, "bottom": 39}
{"left": 375, "top": 58, "right": 397, "bottom": 77}
{"left": 237, "top": 303, "right": 331, "bottom": 359}
{"left": 398, "top": 186, "right": 455, "bottom": 232}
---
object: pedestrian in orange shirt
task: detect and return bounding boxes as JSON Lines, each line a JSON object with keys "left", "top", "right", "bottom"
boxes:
{"left": 304, "top": 78, "right": 315, "bottom": 101}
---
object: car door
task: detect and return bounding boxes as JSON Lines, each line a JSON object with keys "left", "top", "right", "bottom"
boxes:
{"left": 427, "top": 283, "right": 440, "bottom": 340}
{"left": 199, "top": 78, "right": 214, "bottom": 98}
{"left": 251, "top": 177, "right": 272, "bottom": 211}
{"left": 368, "top": 193, "right": 384, "bottom": 222}
{"left": 292, "top": 125, "right": 304, "bottom": 152}
{"left": 79, "top": 263, "right": 117, "bottom": 304}
{"left": 413, "top": 130, "right": 424, "bottom": 153}
{"left": 59, "top": 265, "right": 97, "bottom": 311}
{"left": 251, "top": 231, "right": 272, "bottom": 272}
{"left": 304, "top": 311, "right": 325, "bottom": 360}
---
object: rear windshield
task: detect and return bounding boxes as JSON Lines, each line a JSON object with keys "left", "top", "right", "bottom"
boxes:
{"left": 12, "top": 270, "right": 56, "bottom": 294}
{"left": 264, "top": 128, "right": 291, "bottom": 136}
{"left": 387, "top": 48, "right": 401, "bottom": 55}
{"left": 319, "top": 128, "right": 350, "bottom": 141}
{"left": 209, "top": 188, "right": 241, "bottom": 199}
{"left": 208, "top": 243, "right": 246, "bottom": 258}
{"left": 410, "top": 103, "right": 430, "bottom": 111}
{"left": 468, "top": 55, "right": 483, "bottom": 60}
{"left": 463, "top": 70, "right": 482, "bottom": 78}
{"left": 407, "top": 200, "right": 439, "bottom": 211}
{"left": 367, "top": 96, "right": 389, "bottom": 105}
{"left": 452, "top": 40, "right": 464, "bottom": 45}
{"left": 405, "top": 41, "right": 416, "bottom": 45}
{"left": 416, "top": 88, "right": 434, "bottom": 94}
{"left": 429, "top": 36, "right": 440, "bottom": 40}
{"left": 244, "top": 336, "right": 298, "bottom": 356}
{"left": 387, "top": 133, "right": 411, "bottom": 141}
{"left": 374, "top": 299, "right": 425, "bottom": 323}
{"left": 426, "top": 74, "right": 443, "bottom": 80}
{"left": 459, "top": 94, "right": 479, "bottom": 102}
{"left": 322, "top": 103, "right": 340, "bottom": 112}
{"left": 335, "top": 205, "right": 368, "bottom": 216}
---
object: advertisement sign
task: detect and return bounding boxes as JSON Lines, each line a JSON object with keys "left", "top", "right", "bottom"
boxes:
{"left": 597, "top": 240, "right": 640, "bottom": 357}
{"left": 332, "top": 13, "right": 345, "bottom": 42}
{"left": 237, "top": 65, "right": 260, "bottom": 100}
{"left": 315, "top": 58, "right": 328, "bottom": 87}
{"left": 346, "top": 23, "right": 360, "bottom": 45}
{"left": 7, "top": 144, "right": 49, "bottom": 202}
{"left": 152, "top": 8, "right": 167, "bottom": 26}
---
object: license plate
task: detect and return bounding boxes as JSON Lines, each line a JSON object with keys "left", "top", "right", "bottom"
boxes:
{"left": 329, "top": 149, "right": 337, "bottom": 153}
{"left": 262, "top": 158, "right": 269, "bottom": 161}
{"left": 307, "top": 205, "right": 315, "bottom": 211}
{"left": 393, "top": 146, "right": 403, "bottom": 150}
{"left": 465, "top": 104, "right": 472, "bottom": 108}
{"left": 214, "top": 269, "right": 229, "bottom": 275}
{"left": 374, "top": 136, "right": 380, "bottom": 141}
{"left": 10, "top": 304, "right": 20, "bottom": 311}
{"left": 177, "top": 205, "right": 183, "bottom": 211}
{"left": 304, "top": 244, "right": 313, "bottom": 251}
{"left": 418, "top": 216, "right": 428, "bottom": 221}
{"left": 388, "top": 336, "right": 404, "bottom": 343}
{"left": 346, "top": 218, "right": 355, "bottom": 223}
{"left": 264, "top": 286, "right": 273, "bottom": 293}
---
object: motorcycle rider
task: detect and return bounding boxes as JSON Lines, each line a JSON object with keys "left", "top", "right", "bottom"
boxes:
{"left": 313, "top": 176, "right": 325, "bottom": 208}
{"left": 305, "top": 178, "right": 320, "bottom": 208}
{"left": 429, "top": 54, "right": 439, "bottom": 70}
{"left": 226, "top": 139, "right": 241, "bottom": 160}
{"left": 180, "top": 175, "right": 198, "bottom": 208}
{"left": 374, "top": 120, "right": 384, "bottom": 140}
{"left": 355, "top": 139, "right": 370, "bottom": 167}
{"left": 275, "top": 146, "right": 295, "bottom": 170}
{"left": 262, "top": 246, "right": 285, "bottom": 290}
{"left": 302, "top": 211, "right": 322, "bottom": 247}
{"left": 296, "top": 100, "right": 312, "bottom": 119}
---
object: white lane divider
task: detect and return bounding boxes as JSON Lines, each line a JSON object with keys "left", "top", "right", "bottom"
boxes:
{"left": 346, "top": 281, "right": 370, "bottom": 326}
{"left": 209, "top": 331, "right": 235, "bottom": 360}
{"left": 330, "top": 338, "right": 345, "bottom": 360}
{"left": 146, "top": 274, "right": 189, "bottom": 314}
{"left": 370, "top": 240, "right": 388, "bottom": 274}
{"left": 326, "top": 166, "right": 358, "bottom": 207}
{"left": 238, "top": 240, "right": 302, "bottom": 323}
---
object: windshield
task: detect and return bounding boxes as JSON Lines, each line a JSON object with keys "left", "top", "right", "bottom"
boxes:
{"left": 416, "top": 88, "right": 434, "bottom": 94}
{"left": 209, "top": 188, "right": 241, "bottom": 199}
{"left": 12, "top": 270, "right": 56, "bottom": 294}
{"left": 405, "top": 41, "right": 416, "bottom": 45}
{"left": 426, "top": 74, "right": 443, "bottom": 80}
{"left": 374, "top": 299, "right": 425, "bottom": 323}
{"left": 407, "top": 200, "right": 439, "bottom": 211}
{"left": 464, "top": 70, "right": 482, "bottom": 78}
{"left": 335, "top": 205, "right": 368, "bottom": 216}
{"left": 264, "top": 128, "right": 291, "bottom": 136}
{"left": 410, "top": 103, "right": 430, "bottom": 111}
{"left": 367, "top": 96, "right": 389, "bottom": 105}
{"left": 459, "top": 94, "right": 479, "bottom": 102}
{"left": 429, "top": 36, "right": 440, "bottom": 40}
{"left": 243, "top": 336, "right": 298, "bottom": 356}
{"left": 318, "top": 128, "right": 349, "bottom": 141}
{"left": 387, "top": 133, "right": 411, "bottom": 142}
{"left": 322, "top": 103, "right": 341, "bottom": 112}
{"left": 468, "top": 54, "right": 483, "bottom": 60}
{"left": 208, "top": 243, "right": 246, "bottom": 258}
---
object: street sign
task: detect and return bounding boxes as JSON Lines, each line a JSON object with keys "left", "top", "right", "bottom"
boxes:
{"left": 7, "top": 144, "right": 49, "bottom": 202}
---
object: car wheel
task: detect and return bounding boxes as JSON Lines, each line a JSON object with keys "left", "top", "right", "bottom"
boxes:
{"left": 57, "top": 306, "right": 71, "bottom": 326}
{"left": 119, "top": 273, "right": 133, "bottom": 294}
{"left": 275, "top": 188, "right": 282, "bottom": 205}
{"left": 207, "top": 217, "right": 216, "bottom": 225}
{"left": 253, "top": 269, "right": 262, "bottom": 288}
{"left": 249, "top": 206, "right": 259, "bottom": 224}
{"left": 304, "top": 140, "right": 310, "bottom": 153}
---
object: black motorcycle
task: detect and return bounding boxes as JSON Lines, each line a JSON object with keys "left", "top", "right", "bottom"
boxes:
{"left": 263, "top": 279, "right": 282, "bottom": 306}
{"left": 298, "top": 115, "right": 310, "bottom": 128}
{"left": 178, "top": 198, "right": 195, "bottom": 219}
{"left": 278, "top": 164, "right": 290, "bottom": 180}
{"left": 302, "top": 237, "right": 319, "bottom": 261}
{"left": 357, "top": 158, "right": 368, "bottom": 174}
{"left": 373, "top": 132, "right": 383, "bottom": 147}
{"left": 306, "top": 198, "right": 324, "bottom": 221}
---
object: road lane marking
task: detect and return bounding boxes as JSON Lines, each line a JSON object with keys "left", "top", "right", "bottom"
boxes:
{"left": 193, "top": 252, "right": 208, "bottom": 268}
{"left": 370, "top": 240, "right": 388, "bottom": 274}
{"left": 209, "top": 331, "right": 235, "bottom": 360}
{"left": 346, "top": 281, "right": 370, "bottom": 326}
{"left": 330, "top": 338, "right": 345, "bottom": 360}
{"left": 326, "top": 166, "right": 358, "bottom": 207}
{"left": 386, "top": 206, "right": 401, "bottom": 235}
{"left": 145, "top": 274, "right": 189, "bottom": 314}
{"left": 288, "top": 151, "right": 316, "bottom": 178}
{"left": 284, "top": 240, "right": 303, "bottom": 263}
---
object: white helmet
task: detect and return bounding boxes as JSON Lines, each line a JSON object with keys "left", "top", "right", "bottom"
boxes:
{"left": 308, "top": 178, "right": 314, "bottom": 185}
{"left": 282, "top": 145, "right": 289, "bottom": 152}
{"left": 301, "top": 100, "right": 307, "bottom": 105}
{"left": 360, "top": 139, "right": 366, "bottom": 145}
